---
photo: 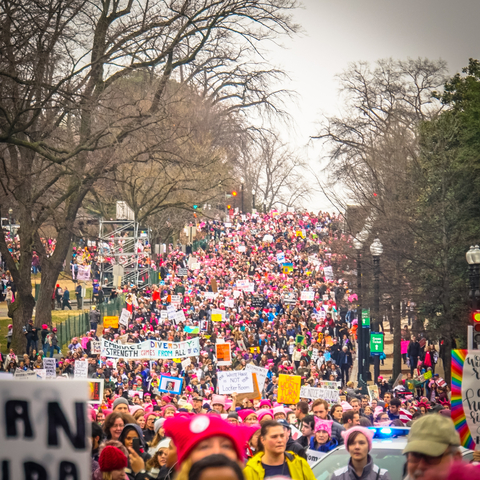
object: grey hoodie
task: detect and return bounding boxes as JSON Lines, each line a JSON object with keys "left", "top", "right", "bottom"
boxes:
{"left": 330, "top": 455, "right": 392, "bottom": 480}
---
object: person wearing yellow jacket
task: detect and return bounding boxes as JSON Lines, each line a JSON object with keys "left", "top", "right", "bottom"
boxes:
{"left": 244, "top": 420, "right": 316, "bottom": 480}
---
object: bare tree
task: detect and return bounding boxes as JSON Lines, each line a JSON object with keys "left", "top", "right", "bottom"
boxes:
{"left": 0, "top": 0, "right": 299, "bottom": 349}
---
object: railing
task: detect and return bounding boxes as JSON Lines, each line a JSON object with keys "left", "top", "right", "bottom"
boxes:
{"left": 55, "top": 294, "right": 125, "bottom": 349}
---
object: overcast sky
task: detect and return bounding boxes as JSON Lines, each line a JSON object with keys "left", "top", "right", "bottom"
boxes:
{"left": 265, "top": 0, "right": 480, "bottom": 210}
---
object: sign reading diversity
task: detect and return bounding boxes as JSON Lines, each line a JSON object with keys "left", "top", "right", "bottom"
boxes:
{"left": 101, "top": 338, "right": 200, "bottom": 359}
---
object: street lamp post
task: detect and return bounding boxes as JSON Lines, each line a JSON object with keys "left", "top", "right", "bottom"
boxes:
{"left": 252, "top": 190, "right": 256, "bottom": 213}
{"left": 8, "top": 207, "right": 13, "bottom": 233}
{"left": 466, "top": 245, "right": 480, "bottom": 348}
{"left": 353, "top": 238, "right": 364, "bottom": 383}
{"left": 370, "top": 237, "right": 383, "bottom": 383}
{"left": 241, "top": 181, "right": 244, "bottom": 213}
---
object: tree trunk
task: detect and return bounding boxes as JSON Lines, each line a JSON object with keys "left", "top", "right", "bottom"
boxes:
{"left": 10, "top": 289, "right": 36, "bottom": 353}
{"left": 443, "top": 336, "right": 452, "bottom": 384}
{"left": 64, "top": 240, "right": 73, "bottom": 273}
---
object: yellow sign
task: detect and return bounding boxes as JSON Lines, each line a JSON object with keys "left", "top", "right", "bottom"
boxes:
{"left": 103, "top": 316, "right": 119, "bottom": 328}
{"left": 211, "top": 313, "right": 223, "bottom": 322}
{"left": 296, "top": 230, "right": 304, "bottom": 238}
{"left": 250, "top": 347, "right": 260, "bottom": 354}
{"left": 277, "top": 374, "right": 301, "bottom": 405}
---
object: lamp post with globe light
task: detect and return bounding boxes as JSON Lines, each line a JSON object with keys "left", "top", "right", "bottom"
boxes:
{"left": 370, "top": 237, "right": 383, "bottom": 383}
{"left": 353, "top": 236, "right": 365, "bottom": 382}
{"left": 466, "top": 245, "right": 480, "bottom": 348}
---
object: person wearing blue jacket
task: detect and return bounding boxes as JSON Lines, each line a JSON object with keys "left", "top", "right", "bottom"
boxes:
{"left": 310, "top": 419, "right": 338, "bottom": 453}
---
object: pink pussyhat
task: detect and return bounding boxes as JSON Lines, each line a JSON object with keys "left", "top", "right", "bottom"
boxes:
{"left": 341, "top": 401, "right": 353, "bottom": 411}
{"left": 342, "top": 426, "right": 375, "bottom": 451}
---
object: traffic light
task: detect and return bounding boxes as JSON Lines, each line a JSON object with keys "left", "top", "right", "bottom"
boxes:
{"left": 193, "top": 205, "right": 198, "bottom": 209}
{"left": 227, "top": 205, "right": 232, "bottom": 210}
{"left": 473, "top": 311, "right": 480, "bottom": 344}
{"left": 232, "top": 191, "right": 237, "bottom": 196}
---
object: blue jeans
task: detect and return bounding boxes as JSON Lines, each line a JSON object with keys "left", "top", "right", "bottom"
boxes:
{"left": 26, "top": 338, "right": 37, "bottom": 355}
{"left": 48, "top": 345, "right": 61, "bottom": 357}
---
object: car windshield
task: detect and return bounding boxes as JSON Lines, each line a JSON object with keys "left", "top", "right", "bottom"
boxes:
{"left": 312, "top": 449, "right": 405, "bottom": 480}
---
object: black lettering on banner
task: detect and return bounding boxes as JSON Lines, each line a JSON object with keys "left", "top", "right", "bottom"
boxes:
{"left": 59, "top": 461, "right": 79, "bottom": 480}
{"left": 2, "top": 460, "right": 9, "bottom": 480}
{"left": 5, "top": 400, "right": 34, "bottom": 438}
{"left": 47, "top": 402, "right": 86, "bottom": 449}
{"left": 24, "top": 462, "right": 47, "bottom": 480}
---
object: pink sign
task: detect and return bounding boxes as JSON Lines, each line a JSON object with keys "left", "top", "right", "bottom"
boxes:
{"left": 401, "top": 340, "right": 409, "bottom": 355}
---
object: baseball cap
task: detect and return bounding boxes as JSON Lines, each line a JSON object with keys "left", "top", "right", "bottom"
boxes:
{"left": 403, "top": 414, "right": 460, "bottom": 457}
{"left": 277, "top": 419, "right": 291, "bottom": 429}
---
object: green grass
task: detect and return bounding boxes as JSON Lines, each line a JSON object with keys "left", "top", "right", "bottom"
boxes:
{"left": 0, "top": 309, "right": 87, "bottom": 354}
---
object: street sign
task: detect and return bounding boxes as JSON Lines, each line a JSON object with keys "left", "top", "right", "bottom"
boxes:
{"left": 370, "top": 332, "right": 384, "bottom": 355}
{"left": 361, "top": 309, "right": 370, "bottom": 328}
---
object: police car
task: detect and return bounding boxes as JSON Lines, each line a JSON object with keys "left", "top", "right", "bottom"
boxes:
{"left": 311, "top": 427, "right": 473, "bottom": 480}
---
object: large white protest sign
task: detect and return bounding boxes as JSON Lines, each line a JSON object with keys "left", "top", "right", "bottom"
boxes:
{"left": 300, "top": 290, "right": 315, "bottom": 301}
{"left": 217, "top": 371, "right": 254, "bottom": 394}
{"left": 101, "top": 338, "right": 200, "bottom": 359}
{"left": 74, "top": 360, "right": 88, "bottom": 379}
{"left": 0, "top": 379, "right": 90, "bottom": 480}
{"left": 43, "top": 357, "right": 57, "bottom": 378}
{"left": 225, "top": 298, "right": 235, "bottom": 308}
{"left": 245, "top": 364, "right": 268, "bottom": 392}
{"left": 191, "top": 262, "right": 201, "bottom": 270}
{"left": 119, "top": 308, "right": 131, "bottom": 327}
{"left": 35, "top": 369, "right": 46, "bottom": 380}
{"left": 300, "top": 386, "right": 340, "bottom": 403}
{"left": 244, "top": 282, "right": 255, "bottom": 293}
{"left": 171, "top": 295, "right": 181, "bottom": 304}
{"left": 276, "top": 252, "right": 285, "bottom": 263}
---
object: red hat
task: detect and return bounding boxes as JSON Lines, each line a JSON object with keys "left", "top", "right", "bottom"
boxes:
{"left": 164, "top": 415, "right": 252, "bottom": 468}
{"left": 98, "top": 446, "right": 128, "bottom": 472}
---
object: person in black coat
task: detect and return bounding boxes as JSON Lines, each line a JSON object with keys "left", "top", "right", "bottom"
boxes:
{"left": 337, "top": 346, "right": 353, "bottom": 386}
{"left": 407, "top": 336, "right": 421, "bottom": 375}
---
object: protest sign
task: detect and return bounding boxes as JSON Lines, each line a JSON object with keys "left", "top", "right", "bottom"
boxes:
{"left": 233, "top": 290, "right": 242, "bottom": 299}
{"left": 101, "top": 338, "right": 200, "bottom": 359}
{"left": 171, "top": 295, "right": 181, "bottom": 304}
{"left": 245, "top": 364, "right": 268, "bottom": 391}
{"left": 0, "top": 379, "right": 90, "bottom": 480}
{"left": 191, "top": 262, "right": 201, "bottom": 270}
{"left": 217, "top": 371, "right": 254, "bottom": 395}
{"left": 300, "top": 290, "right": 315, "bottom": 301}
{"left": 129, "top": 390, "right": 144, "bottom": 399}
{"left": 236, "top": 373, "right": 261, "bottom": 402}
{"left": 211, "top": 308, "right": 224, "bottom": 322}
{"left": 103, "top": 316, "right": 119, "bottom": 328}
{"left": 401, "top": 340, "right": 409, "bottom": 355}
{"left": 216, "top": 342, "right": 232, "bottom": 366}
{"left": 244, "top": 282, "right": 255, "bottom": 293}
{"left": 119, "top": 308, "right": 131, "bottom": 327}
{"left": 306, "top": 450, "right": 326, "bottom": 466}
{"left": 277, "top": 374, "right": 301, "bottom": 404}
{"left": 300, "top": 386, "right": 339, "bottom": 403}
{"left": 178, "top": 268, "right": 188, "bottom": 276}
{"left": 276, "top": 252, "right": 285, "bottom": 263}
{"left": 452, "top": 349, "right": 480, "bottom": 448}
{"left": 237, "top": 339, "right": 247, "bottom": 351}
{"left": 77, "top": 264, "right": 91, "bottom": 281}
{"left": 368, "top": 385, "right": 380, "bottom": 402}
{"left": 184, "top": 325, "right": 199, "bottom": 334}
{"left": 318, "top": 381, "right": 340, "bottom": 390}
{"left": 160, "top": 311, "right": 168, "bottom": 320}
{"left": 14, "top": 369, "right": 36, "bottom": 380}
{"left": 251, "top": 296, "right": 265, "bottom": 308}
{"left": 324, "top": 266, "right": 334, "bottom": 280}
{"left": 89, "top": 379, "right": 104, "bottom": 404}
{"left": 34, "top": 369, "right": 46, "bottom": 380}
{"left": 159, "top": 376, "right": 184, "bottom": 394}
{"left": 238, "top": 245, "right": 246, "bottom": 253}
{"left": 225, "top": 297, "right": 235, "bottom": 308}
{"left": 174, "top": 310, "right": 186, "bottom": 325}
{"left": 250, "top": 346, "right": 260, "bottom": 354}
{"left": 74, "top": 360, "right": 88, "bottom": 378}
{"left": 181, "top": 358, "right": 191, "bottom": 370}
{"left": 211, "top": 279, "right": 218, "bottom": 293}
{"left": 236, "top": 279, "right": 249, "bottom": 289}
{"left": 43, "top": 357, "right": 57, "bottom": 378}
{"left": 91, "top": 340, "right": 101, "bottom": 354}
{"left": 282, "top": 292, "right": 297, "bottom": 305}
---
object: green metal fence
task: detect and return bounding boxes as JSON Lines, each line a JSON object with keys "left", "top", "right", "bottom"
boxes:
{"left": 55, "top": 295, "right": 125, "bottom": 349}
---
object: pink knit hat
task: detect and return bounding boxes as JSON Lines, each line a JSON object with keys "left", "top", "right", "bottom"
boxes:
{"left": 342, "top": 426, "right": 375, "bottom": 451}
{"left": 211, "top": 394, "right": 226, "bottom": 407}
{"left": 257, "top": 409, "right": 274, "bottom": 422}
{"left": 341, "top": 401, "right": 353, "bottom": 411}
{"left": 237, "top": 409, "right": 257, "bottom": 422}
{"left": 314, "top": 418, "right": 333, "bottom": 436}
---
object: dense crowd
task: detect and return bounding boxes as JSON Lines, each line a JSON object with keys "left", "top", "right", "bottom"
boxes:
{"left": 1, "top": 210, "right": 478, "bottom": 480}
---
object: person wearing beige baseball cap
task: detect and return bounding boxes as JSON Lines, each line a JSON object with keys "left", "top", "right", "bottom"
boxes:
{"left": 402, "top": 414, "right": 462, "bottom": 480}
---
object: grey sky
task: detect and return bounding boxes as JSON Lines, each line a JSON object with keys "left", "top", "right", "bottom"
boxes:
{"left": 265, "top": 0, "right": 480, "bottom": 210}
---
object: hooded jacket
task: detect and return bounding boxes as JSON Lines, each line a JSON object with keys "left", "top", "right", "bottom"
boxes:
{"left": 329, "top": 454, "right": 392, "bottom": 480}
{"left": 244, "top": 451, "right": 316, "bottom": 480}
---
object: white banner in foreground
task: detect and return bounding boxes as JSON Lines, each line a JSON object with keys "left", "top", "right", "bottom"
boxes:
{"left": 101, "top": 338, "right": 200, "bottom": 359}
{"left": 0, "top": 379, "right": 90, "bottom": 480}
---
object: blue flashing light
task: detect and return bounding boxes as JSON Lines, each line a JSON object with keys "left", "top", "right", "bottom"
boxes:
{"left": 380, "top": 428, "right": 392, "bottom": 435}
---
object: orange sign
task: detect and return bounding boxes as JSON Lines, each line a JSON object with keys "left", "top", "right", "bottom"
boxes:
{"left": 103, "top": 316, "right": 119, "bottom": 328}
{"left": 325, "top": 335, "right": 333, "bottom": 347}
{"left": 216, "top": 343, "right": 231, "bottom": 365}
